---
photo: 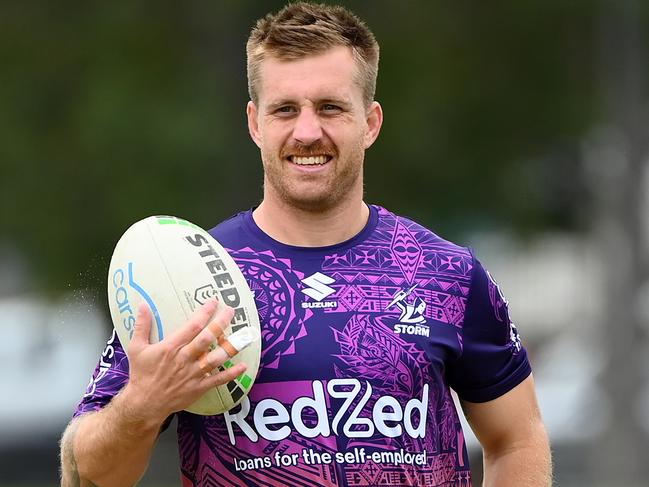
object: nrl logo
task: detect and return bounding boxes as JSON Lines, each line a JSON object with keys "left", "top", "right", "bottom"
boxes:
{"left": 388, "top": 284, "right": 430, "bottom": 337}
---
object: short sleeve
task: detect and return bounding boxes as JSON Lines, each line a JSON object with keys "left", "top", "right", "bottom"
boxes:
{"left": 447, "top": 253, "right": 532, "bottom": 403}
{"left": 73, "top": 329, "right": 130, "bottom": 417}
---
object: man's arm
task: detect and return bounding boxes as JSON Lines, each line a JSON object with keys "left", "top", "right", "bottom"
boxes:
{"left": 59, "top": 391, "right": 162, "bottom": 487}
{"left": 461, "top": 374, "right": 552, "bottom": 487}
{"left": 60, "top": 416, "right": 87, "bottom": 487}
{"left": 60, "top": 299, "right": 247, "bottom": 487}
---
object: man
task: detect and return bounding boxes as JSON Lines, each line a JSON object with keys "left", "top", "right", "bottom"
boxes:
{"left": 61, "top": 3, "right": 551, "bottom": 486}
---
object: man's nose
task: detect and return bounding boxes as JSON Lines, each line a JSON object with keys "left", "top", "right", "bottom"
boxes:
{"left": 292, "top": 108, "right": 323, "bottom": 145}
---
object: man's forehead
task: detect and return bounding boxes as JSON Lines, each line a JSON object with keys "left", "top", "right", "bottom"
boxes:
{"left": 256, "top": 47, "right": 363, "bottom": 105}
{"left": 261, "top": 45, "right": 355, "bottom": 67}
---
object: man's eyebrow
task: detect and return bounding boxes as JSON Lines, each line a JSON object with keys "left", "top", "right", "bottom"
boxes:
{"left": 265, "top": 99, "right": 295, "bottom": 111}
{"left": 319, "top": 97, "right": 353, "bottom": 108}
{"left": 265, "top": 97, "right": 353, "bottom": 111}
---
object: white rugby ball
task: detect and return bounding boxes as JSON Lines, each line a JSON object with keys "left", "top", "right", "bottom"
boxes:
{"left": 107, "top": 215, "right": 261, "bottom": 415}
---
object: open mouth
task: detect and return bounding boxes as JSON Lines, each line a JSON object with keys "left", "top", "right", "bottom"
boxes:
{"left": 288, "top": 155, "right": 332, "bottom": 166}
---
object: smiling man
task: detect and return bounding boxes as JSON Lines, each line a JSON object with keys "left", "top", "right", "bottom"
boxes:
{"left": 249, "top": 43, "right": 381, "bottom": 245}
{"left": 61, "top": 3, "right": 551, "bottom": 486}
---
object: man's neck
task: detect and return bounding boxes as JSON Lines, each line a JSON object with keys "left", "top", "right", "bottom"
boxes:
{"left": 252, "top": 199, "right": 370, "bottom": 247}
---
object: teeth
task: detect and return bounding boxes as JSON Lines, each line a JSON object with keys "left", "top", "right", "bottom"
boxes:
{"left": 292, "top": 156, "right": 328, "bottom": 165}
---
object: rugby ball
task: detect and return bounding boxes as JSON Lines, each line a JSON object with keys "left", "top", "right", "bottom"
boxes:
{"left": 107, "top": 215, "right": 261, "bottom": 415}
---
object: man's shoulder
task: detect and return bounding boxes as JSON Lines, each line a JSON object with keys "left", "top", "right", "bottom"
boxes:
{"left": 208, "top": 209, "right": 252, "bottom": 248}
{"left": 373, "top": 205, "right": 472, "bottom": 258}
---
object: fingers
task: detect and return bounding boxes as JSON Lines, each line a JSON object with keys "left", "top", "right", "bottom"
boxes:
{"left": 196, "top": 327, "right": 258, "bottom": 375}
{"left": 196, "top": 344, "right": 232, "bottom": 375}
{"left": 202, "top": 362, "right": 248, "bottom": 389}
{"left": 165, "top": 299, "right": 220, "bottom": 349}
{"left": 183, "top": 304, "right": 235, "bottom": 360}
{"left": 220, "top": 327, "right": 259, "bottom": 356}
{"left": 130, "top": 302, "right": 152, "bottom": 350}
{"left": 207, "top": 307, "right": 235, "bottom": 340}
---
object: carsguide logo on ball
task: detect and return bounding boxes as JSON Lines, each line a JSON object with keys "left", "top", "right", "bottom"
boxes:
{"left": 111, "top": 263, "right": 163, "bottom": 340}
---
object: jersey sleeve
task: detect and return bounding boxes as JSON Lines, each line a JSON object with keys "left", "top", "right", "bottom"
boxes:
{"left": 73, "top": 329, "right": 130, "bottom": 417}
{"left": 447, "top": 252, "right": 532, "bottom": 403}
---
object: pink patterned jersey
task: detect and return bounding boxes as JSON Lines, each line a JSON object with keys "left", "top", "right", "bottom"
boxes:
{"left": 75, "top": 205, "right": 530, "bottom": 486}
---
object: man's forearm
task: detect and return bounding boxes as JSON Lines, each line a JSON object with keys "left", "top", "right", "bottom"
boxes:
{"left": 60, "top": 387, "right": 163, "bottom": 487}
{"left": 482, "top": 426, "right": 552, "bottom": 487}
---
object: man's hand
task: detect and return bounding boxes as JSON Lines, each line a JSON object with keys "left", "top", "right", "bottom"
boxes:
{"left": 62, "top": 298, "right": 248, "bottom": 487}
{"left": 122, "top": 298, "right": 248, "bottom": 425}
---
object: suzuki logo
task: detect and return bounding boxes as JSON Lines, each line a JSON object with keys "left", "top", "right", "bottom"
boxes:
{"left": 301, "top": 272, "right": 336, "bottom": 301}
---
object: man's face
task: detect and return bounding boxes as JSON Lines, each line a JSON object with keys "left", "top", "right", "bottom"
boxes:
{"left": 247, "top": 46, "right": 382, "bottom": 212}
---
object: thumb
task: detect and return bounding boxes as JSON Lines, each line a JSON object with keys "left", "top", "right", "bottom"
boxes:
{"left": 131, "top": 302, "right": 152, "bottom": 350}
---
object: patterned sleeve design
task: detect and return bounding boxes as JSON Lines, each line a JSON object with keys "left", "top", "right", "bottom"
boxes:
{"left": 73, "top": 329, "right": 130, "bottom": 417}
{"left": 446, "top": 253, "right": 531, "bottom": 403}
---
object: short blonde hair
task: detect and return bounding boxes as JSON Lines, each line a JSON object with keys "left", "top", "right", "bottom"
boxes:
{"left": 246, "top": 2, "right": 379, "bottom": 107}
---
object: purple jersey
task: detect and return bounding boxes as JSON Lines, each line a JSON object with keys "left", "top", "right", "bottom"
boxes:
{"left": 75, "top": 205, "right": 530, "bottom": 486}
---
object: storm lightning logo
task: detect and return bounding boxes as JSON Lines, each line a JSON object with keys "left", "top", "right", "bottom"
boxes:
{"left": 388, "top": 285, "right": 430, "bottom": 337}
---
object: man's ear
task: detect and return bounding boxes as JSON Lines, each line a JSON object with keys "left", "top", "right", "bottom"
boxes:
{"left": 247, "top": 100, "right": 262, "bottom": 148}
{"left": 364, "top": 101, "right": 383, "bottom": 149}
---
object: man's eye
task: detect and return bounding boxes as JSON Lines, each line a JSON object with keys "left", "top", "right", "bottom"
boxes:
{"left": 276, "top": 106, "right": 295, "bottom": 114}
{"left": 322, "top": 104, "right": 341, "bottom": 112}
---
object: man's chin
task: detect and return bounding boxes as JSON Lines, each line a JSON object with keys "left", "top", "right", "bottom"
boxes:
{"left": 273, "top": 187, "right": 344, "bottom": 213}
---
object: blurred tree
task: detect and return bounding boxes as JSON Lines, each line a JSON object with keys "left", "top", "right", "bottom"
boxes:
{"left": 585, "top": 0, "right": 649, "bottom": 482}
{"left": 368, "top": 0, "right": 599, "bottom": 235}
{"left": 0, "top": 1, "right": 259, "bottom": 296}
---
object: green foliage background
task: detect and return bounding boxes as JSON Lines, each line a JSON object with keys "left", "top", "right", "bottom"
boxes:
{"left": 1, "top": 0, "right": 643, "bottom": 297}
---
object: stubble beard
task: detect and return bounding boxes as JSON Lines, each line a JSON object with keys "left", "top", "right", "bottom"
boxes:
{"left": 262, "top": 142, "right": 365, "bottom": 213}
